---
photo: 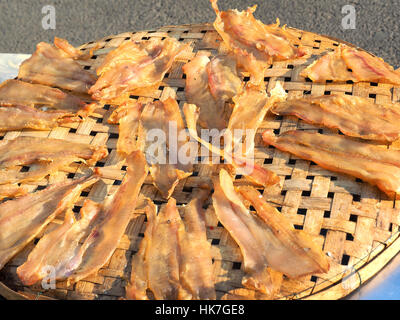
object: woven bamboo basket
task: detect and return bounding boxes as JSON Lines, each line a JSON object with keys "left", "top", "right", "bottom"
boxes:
{"left": 1, "top": 22, "right": 400, "bottom": 300}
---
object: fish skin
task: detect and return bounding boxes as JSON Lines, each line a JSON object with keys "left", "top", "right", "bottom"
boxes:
{"left": 271, "top": 94, "right": 400, "bottom": 142}
{"left": 0, "top": 174, "right": 100, "bottom": 271}
{"left": 126, "top": 190, "right": 216, "bottom": 300}
{"left": 16, "top": 200, "right": 100, "bottom": 286}
{"left": 301, "top": 44, "right": 400, "bottom": 85}
{"left": 179, "top": 189, "right": 216, "bottom": 300}
{"left": 262, "top": 129, "right": 400, "bottom": 198}
{"left": 212, "top": 169, "right": 283, "bottom": 296}
{"left": 66, "top": 151, "right": 148, "bottom": 283}
{"left": 139, "top": 98, "right": 193, "bottom": 199}
{"left": 0, "top": 104, "right": 81, "bottom": 132}
{"left": 0, "top": 136, "right": 108, "bottom": 169}
{"left": 237, "top": 186, "right": 330, "bottom": 278}
{"left": 89, "top": 37, "right": 188, "bottom": 101}
{"left": 183, "top": 102, "right": 279, "bottom": 187}
{"left": 210, "top": 0, "right": 307, "bottom": 86}
{"left": 145, "top": 198, "right": 187, "bottom": 300}
{"left": 18, "top": 39, "right": 96, "bottom": 93}
{"left": 125, "top": 198, "right": 157, "bottom": 300}
{"left": 0, "top": 79, "right": 91, "bottom": 116}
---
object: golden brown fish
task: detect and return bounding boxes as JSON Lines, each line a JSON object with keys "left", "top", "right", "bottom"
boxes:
{"left": 89, "top": 37, "right": 188, "bottom": 100}
{"left": 263, "top": 130, "right": 400, "bottom": 198}
{"left": 182, "top": 53, "right": 241, "bottom": 130}
{"left": 0, "top": 104, "right": 81, "bottom": 132}
{"left": 108, "top": 101, "right": 143, "bottom": 155}
{"left": 0, "top": 174, "right": 99, "bottom": 271}
{"left": 0, "top": 79, "right": 91, "bottom": 116}
{"left": 211, "top": 0, "right": 307, "bottom": 86}
{"left": 271, "top": 94, "right": 400, "bottom": 142}
{"left": 18, "top": 39, "right": 96, "bottom": 93}
{"left": 66, "top": 151, "right": 148, "bottom": 283}
{"left": 237, "top": 186, "right": 330, "bottom": 278}
{"left": 139, "top": 98, "right": 193, "bottom": 199}
{"left": 212, "top": 169, "right": 283, "bottom": 296}
{"left": 301, "top": 44, "right": 400, "bottom": 85}
{"left": 183, "top": 103, "right": 279, "bottom": 187}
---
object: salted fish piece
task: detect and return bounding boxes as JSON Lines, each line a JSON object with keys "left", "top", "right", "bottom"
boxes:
{"left": 0, "top": 104, "right": 81, "bottom": 132}
{"left": 146, "top": 198, "right": 188, "bottom": 300}
{"left": 126, "top": 191, "right": 215, "bottom": 300}
{"left": 17, "top": 200, "right": 100, "bottom": 285}
{"left": 0, "top": 174, "right": 99, "bottom": 270}
{"left": 125, "top": 198, "right": 157, "bottom": 300}
{"left": 262, "top": 129, "right": 400, "bottom": 198}
{"left": 0, "top": 79, "right": 91, "bottom": 116}
{"left": 237, "top": 186, "right": 330, "bottom": 278}
{"left": 211, "top": 0, "right": 307, "bottom": 85}
{"left": 182, "top": 53, "right": 230, "bottom": 130}
{"left": 66, "top": 151, "right": 148, "bottom": 283}
{"left": 89, "top": 37, "right": 188, "bottom": 101}
{"left": 108, "top": 101, "right": 143, "bottom": 155}
{"left": 271, "top": 94, "right": 400, "bottom": 142}
{"left": 301, "top": 45, "right": 400, "bottom": 85}
{"left": 226, "top": 82, "right": 286, "bottom": 157}
{"left": 139, "top": 98, "right": 193, "bottom": 199}
{"left": 0, "top": 136, "right": 108, "bottom": 169}
{"left": 183, "top": 102, "right": 279, "bottom": 187}
{"left": 18, "top": 39, "right": 97, "bottom": 93}
{"left": 212, "top": 169, "right": 283, "bottom": 296}
{"left": 179, "top": 189, "right": 216, "bottom": 300}
{"left": 300, "top": 47, "right": 356, "bottom": 83}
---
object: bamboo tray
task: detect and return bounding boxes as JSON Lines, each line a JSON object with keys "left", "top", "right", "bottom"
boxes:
{"left": 1, "top": 22, "right": 400, "bottom": 300}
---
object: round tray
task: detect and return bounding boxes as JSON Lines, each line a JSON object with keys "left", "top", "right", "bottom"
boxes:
{"left": 1, "top": 22, "right": 400, "bottom": 300}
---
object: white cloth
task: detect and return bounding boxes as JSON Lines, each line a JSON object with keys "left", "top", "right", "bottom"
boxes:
{"left": 0, "top": 53, "right": 31, "bottom": 83}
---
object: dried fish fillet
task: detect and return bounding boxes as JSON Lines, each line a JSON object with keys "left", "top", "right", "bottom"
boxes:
{"left": 300, "top": 48, "right": 356, "bottom": 83}
{"left": 126, "top": 198, "right": 157, "bottom": 300}
{"left": 341, "top": 46, "right": 400, "bottom": 85}
{"left": 0, "top": 136, "right": 108, "bottom": 169}
{"left": 126, "top": 191, "right": 215, "bottom": 300}
{"left": 179, "top": 189, "right": 216, "bottom": 300}
{"left": 0, "top": 137, "right": 107, "bottom": 186}
{"left": 0, "top": 157, "right": 75, "bottom": 186}
{"left": 0, "top": 80, "right": 91, "bottom": 116}
{"left": 18, "top": 39, "right": 97, "bottom": 93}
{"left": 66, "top": 151, "right": 148, "bottom": 283}
{"left": 207, "top": 55, "right": 242, "bottom": 104}
{"left": 271, "top": 94, "right": 400, "bottom": 142}
{"left": 108, "top": 101, "right": 143, "bottom": 155}
{"left": 183, "top": 103, "right": 279, "bottom": 187}
{"left": 211, "top": 0, "right": 307, "bottom": 85}
{"left": 212, "top": 169, "right": 283, "bottom": 296}
{"left": 0, "top": 184, "right": 28, "bottom": 201}
{"left": 89, "top": 37, "right": 188, "bottom": 100}
{"left": 182, "top": 53, "right": 232, "bottom": 130}
{"left": 17, "top": 201, "right": 100, "bottom": 285}
{"left": 139, "top": 98, "right": 193, "bottom": 199}
{"left": 0, "top": 174, "right": 99, "bottom": 270}
{"left": 301, "top": 45, "right": 400, "bottom": 85}
{"left": 262, "top": 130, "right": 400, "bottom": 198}
{"left": 237, "top": 186, "right": 330, "bottom": 278}
{"left": 226, "top": 83, "right": 286, "bottom": 156}
{"left": 0, "top": 105, "right": 81, "bottom": 132}
{"left": 146, "top": 198, "right": 187, "bottom": 300}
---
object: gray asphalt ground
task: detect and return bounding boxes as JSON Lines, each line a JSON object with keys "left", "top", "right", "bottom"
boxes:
{"left": 0, "top": 0, "right": 399, "bottom": 67}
